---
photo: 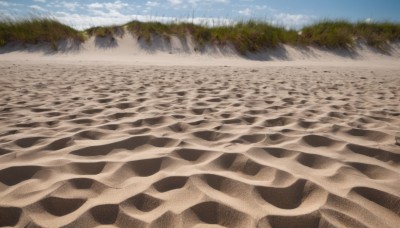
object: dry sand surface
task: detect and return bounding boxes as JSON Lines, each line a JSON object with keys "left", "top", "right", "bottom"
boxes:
{"left": 0, "top": 61, "right": 400, "bottom": 227}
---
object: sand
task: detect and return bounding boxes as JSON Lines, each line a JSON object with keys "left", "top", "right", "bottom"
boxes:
{"left": 0, "top": 49, "right": 400, "bottom": 227}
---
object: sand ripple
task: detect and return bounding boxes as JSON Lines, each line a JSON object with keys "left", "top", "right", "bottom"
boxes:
{"left": 0, "top": 64, "right": 400, "bottom": 227}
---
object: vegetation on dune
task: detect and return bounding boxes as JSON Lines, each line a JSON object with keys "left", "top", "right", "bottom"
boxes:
{"left": 195, "top": 21, "right": 301, "bottom": 54}
{"left": 354, "top": 22, "right": 400, "bottom": 50}
{"left": 302, "top": 20, "right": 400, "bottom": 50}
{"left": 0, "top": 18, "right": 399, "bottom": 54}
{"left": 126, "top": 21, "right": 186, "bottom": 43}
{"left": 96, "top": 19, "right": 400, "bottom": 53}
{"left": 0, "top": 19, "right": 85, "bottom": 49}
{"left": 85, "top": 26, "right": 122, "bottom": 38}
{"left": 124, "top": 20, "right": 300, "bottom": 54}
{"left": 301, "top": 21, "right": 354, "bottom": 49}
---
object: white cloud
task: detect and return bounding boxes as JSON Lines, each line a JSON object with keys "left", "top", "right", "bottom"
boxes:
{"left": 238, "top": 8, "right": 251, "bottom": 16}
{"left": 86, "top": 1, "right": 129, "bottom": 13}
{"left": 53, "top": 1, "right": 80, "bottom": 11}
{"left": 0, "top": 2, "right": 9, "bottom": 7}
{"left": 33, "top": 0, "right": 46, "bottom": 3}
{"left": 168, "top": 0, "right": 182, "bottom": 5}
{"left": 189, "top": 0, "right": 229, "bottom": 5}
{"left": 29, "top": 5, "right": 46, "bottom": 11}
{"left": 53, "top": 11, "right": 233, "bottom": 30}
{"left": 234, "top": 5, "right": 316, "bottom": 29}
{"left": 85, "top": 1, "right": 130, "bottom": 21}
{"left": 146, "top": 1, "right": 159, "bottom": 7}
{"left": 103, "top": 1, "right": 128, "bottom": 10}
{"left": 255, "top": 5, "right": 275, "bottom": 11}
{"left": 64, "top": 2, "right": 80, "bottom": 11}
{"left": 272, "top": 13, "right": 316, "bottom": 29}
{"left": 87, "top": 3, "right": 103, "bottom": 9}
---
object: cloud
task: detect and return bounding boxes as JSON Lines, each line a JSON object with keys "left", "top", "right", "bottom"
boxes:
{"left": 0, "top": 1, "right": 21, "bottom": 7}
{"left": 238, "top": 8, "right": 251, "bottom": 16}
{"left": 103, "top": 1, "right": 129, "bottom": 10}
{"left": 234, "top": 4, "right": 316, "bottom": 29}
{"left": 86, "top": 1, "right": 129, "bottom": 14}
{"left": 146, "top": 1, "right": 160, "bottom": 7}
{"left": 33, "top": 0, "right": 46, "bottom": 3}
{"left": 168, "top": 0, "right": 182, "bottom": 5}
{"left": 53, "top": 1, "right": 80, "bottom": 11}
{"left": 85, "top": 1, "right": 130, "bottom": 21}
{"left": 255, "top": 5, "right": 275, "bottom": 11}
{"left": 271, "top": 13, "right": 316, "bottom": 29}
{"left": 29, "top": 5, "right": 46, "bottom": 11}
{"left": 189, "top": 0, "right": 229, "bottom": 5}
{"left": 53, "top": 11, "right": 233, "bottom": 30}
{"left": 87, "top": 3, "right": 103, "bottom": 9}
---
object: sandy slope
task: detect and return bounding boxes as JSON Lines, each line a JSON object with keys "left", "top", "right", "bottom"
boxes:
{"left": 1, "top": 33, "right": 400, "bottom": 66}
{"left": 0, "top": 61, "right": 399, "bottom": 227}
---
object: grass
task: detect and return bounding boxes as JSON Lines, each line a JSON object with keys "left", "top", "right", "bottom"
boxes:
{"left": 124, "top": 20, "right": 300, "bottom": 54}
{"left": 302, "top": 20, "right": 400, "bottom": 51}
{"left": 126, "top": 21, "right": 182, "bottom": 43}
{"left": 0, "top": 18, "right": 85, "bottom": 49}
{"left": 194, "top": 21, "right": 300, "bottom": 54}
{"left": 85, "top": 26, "right": 121, "bottom": 38}
{"left": 0, "top": 18, "right": 399, "bottom": 54}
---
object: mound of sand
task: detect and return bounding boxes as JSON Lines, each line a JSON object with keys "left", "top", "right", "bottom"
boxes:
{"left": 0, "top": 62, "right": 399, "bottom": 227}
{"left": 1, "top": 33, "right": 400, "bottom": 65}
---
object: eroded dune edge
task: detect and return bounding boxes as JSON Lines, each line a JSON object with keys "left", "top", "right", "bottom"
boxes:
{"left": 0, "top": 63, "right": 399, "bottom": 227}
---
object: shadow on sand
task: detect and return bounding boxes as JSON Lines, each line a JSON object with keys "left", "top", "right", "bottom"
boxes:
{"left": 0, "top": 35, "right": 397, "bottom": 61}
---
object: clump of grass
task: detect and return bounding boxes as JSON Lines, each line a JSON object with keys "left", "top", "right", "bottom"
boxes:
{"left": 301, "top": 20, "right": 400, "bottom": 50}
{"left": 354, "top": 22, "right": 400, "bottom": 50}
{"left": 124, "top": 20, "right": 299, "bottom": 54}
{"left": 125, "top": 21, "right": 187, "bottom": 43}
{"left": 196, "top": 21, "right": 300, "bottom": 54}
{"left": 86, "top": 26, "right": 121, "bottom": 38}
{"left": 0, "top": 18, "right": 85, "bottom": 48}
{"left": 1, "top": 17, "right": 399, "bottom": 54}
{"left": 301, "top": 20, "right": 354, "bottom": 49}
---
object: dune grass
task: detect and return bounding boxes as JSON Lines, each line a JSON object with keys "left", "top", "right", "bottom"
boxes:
{"left": 193, "top": 21, "right": 300, "bottom": 54}
{"left": 302, "top": 20, "right": 400, "bottom": 51}
{"left": 85, "top": 26, "right": 123, "bottom": 38}
{"left": 0, "top": 18, "right": 85, "bottom": 49}
{"left": 124, "top": 20, "right": 300, "bottom": 54}
{"left": 95, "top": 19, "right": 400, "bottom": 54}
{"left": 0, "top": 18, "right": 399, "bottom": 54}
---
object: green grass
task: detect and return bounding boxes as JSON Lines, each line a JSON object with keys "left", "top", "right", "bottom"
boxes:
{"left": 0, "top": 18, "right": 399, "bottom": 54}
{"left": 125, "top": 20, "right": 300, "bottom": 54}
{"left": 0, "top": 18, "right": 85, "bottom": 48}
{"left": 301, "top": 20, "right": 400, "bottom": 51}
{"left": 124, "top": 19, "right": 400, "bottom": 54}
{"left": 126, "top": 21, "right": 181, "bottom": 43}
{"left": 194, "top": 21, "right": 300, "bottom": 54}
{"left": 85, "top": 26, "right": 120, "bottom": 38}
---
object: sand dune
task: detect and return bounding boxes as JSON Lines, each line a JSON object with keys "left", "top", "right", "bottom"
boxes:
{"left": 1, "top": 32, "right": 400, "bottom": 67}
{"left": 0, "top": 62, "right": 400, "bottom": 227}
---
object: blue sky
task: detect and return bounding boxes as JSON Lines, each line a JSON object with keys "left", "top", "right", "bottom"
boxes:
{"left": 1, "top": 0, "right": 399, "bottom": 30}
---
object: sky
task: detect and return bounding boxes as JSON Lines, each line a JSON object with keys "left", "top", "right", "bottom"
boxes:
{"left": 1, "top": 0, "right": 400, "bottom": 30}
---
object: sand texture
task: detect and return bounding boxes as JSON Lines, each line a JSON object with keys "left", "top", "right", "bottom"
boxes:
{"left": 0, "top": 63, "right": 400, "bottom": 227}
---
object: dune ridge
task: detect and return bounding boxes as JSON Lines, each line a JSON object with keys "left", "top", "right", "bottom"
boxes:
{"left": 0, "top": 63, "right": 400, "bottom": 227}
{"left": 1, "top": 28, "right": 400, "bottom": 65}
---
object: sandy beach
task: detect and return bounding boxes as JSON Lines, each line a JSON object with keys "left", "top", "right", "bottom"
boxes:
{"left": 0, "top": 57, "right": 399, "bottom": 227}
